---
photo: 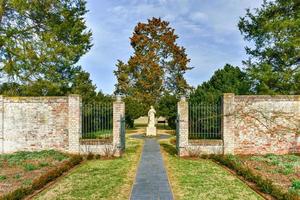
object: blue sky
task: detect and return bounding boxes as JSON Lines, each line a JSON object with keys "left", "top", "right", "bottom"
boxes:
{"left": 79, "top": 0, "right": 264, "bottom": 94}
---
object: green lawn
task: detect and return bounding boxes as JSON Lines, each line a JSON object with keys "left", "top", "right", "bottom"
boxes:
{"left": 82, "top": 129, "right": 113, "bottom": 139}
{"left": 160, "top": 142, "right": 264, "bottom": 200}
{"left": 35, "top": 138, "right": 142, "bottom": 200}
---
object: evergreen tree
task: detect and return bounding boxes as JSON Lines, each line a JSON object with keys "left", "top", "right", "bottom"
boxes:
{"left": 157, "top": 94, "right": 178, "bottom": 129}
{"left": 190, "top": 64, "right": 251, "bottom": 103}
{"left": 238, "top": 0, "right": 300, "bottom": 94}
{"left": 0, "top": 0, "right": 92, "bottom": 93}
{"left": 70, "top": 68, "right": 97, "bottom": 103}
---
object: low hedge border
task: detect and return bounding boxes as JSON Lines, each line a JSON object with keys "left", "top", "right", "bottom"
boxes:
{"left": 211, "top": 155, "right": 299, "bottom": 200}
{"left": 0, "top": 154, "right": 83, "bottom": 200}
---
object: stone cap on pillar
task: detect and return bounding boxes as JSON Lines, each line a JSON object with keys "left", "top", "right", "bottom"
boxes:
{"left": 68, "top": 94, "right": 81, "bottom": 97}
{"left": 115, "top": 95, "right": 122, "bottom": 102}
{"left": 223, "top": 93, "right": 235, "bottom": 97}
{"left": 180, "top": 96, "right": 187, "bottom": 102}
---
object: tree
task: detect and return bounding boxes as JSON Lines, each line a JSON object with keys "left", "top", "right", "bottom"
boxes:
{"left": 157, "top": 94, "right": 178, "bottom": 129}
{"left": 114, "top": 18, "right": 192, "bottom": 125}
{"left": 124, "top": 96, "right": 146, "bottom": 128}
{"left": 190, "top": 64, "right": 251, "bottom": 103}
{"left": 238, "top": 0, "right": 300, "bottom": 94}
{"left": 70, "top": 68, "right": 98, "bottom": 103}
{"left": 0, "top": 0, "right": 92, "bottom": 93}
{"left": 0, "top": 66, "right": 104, "bottom": 104}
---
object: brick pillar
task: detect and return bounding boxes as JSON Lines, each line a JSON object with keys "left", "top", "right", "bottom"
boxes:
{"left": 113, "top": 96, "right": 125, "bottom": 156}
{"left": 177, "top": 96, "right": 189, "bottom": 157}
{"left": 68, "top": 95, "right": 81, "bottom": 154}
{"left": 222, "top": 93, "right": 235, "bottom": 154}
{"left": 0, "top": 96, "right": 3, "bottom": 153}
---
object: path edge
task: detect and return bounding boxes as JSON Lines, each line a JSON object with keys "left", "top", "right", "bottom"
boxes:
{"left": 159, "top": 140, "right": 176, "bottom": 200}
{"left": 128, "top": 137, "right": 145, "bottom": 200}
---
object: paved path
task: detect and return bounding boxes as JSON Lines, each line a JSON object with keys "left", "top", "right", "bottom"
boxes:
{"left": 130, "top": 135, "right": 173, "bottom": 200}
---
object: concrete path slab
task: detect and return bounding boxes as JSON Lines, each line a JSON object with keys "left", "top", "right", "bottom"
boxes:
{"left": 130, "top": 137, "right": 173, "bottom": 200}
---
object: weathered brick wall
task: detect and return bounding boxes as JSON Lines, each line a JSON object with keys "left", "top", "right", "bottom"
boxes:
{"left": 178, "top": 94, "right": 300, "bottom": 156}
{"left": 230, "top": 95, "right": 300, "bottom": 155}
{"left": 0, "top": 96, "right": 69, "bottom": 153}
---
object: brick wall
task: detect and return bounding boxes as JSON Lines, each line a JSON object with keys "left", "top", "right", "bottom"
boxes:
{"left": 0, "top": 95, "right": 124, "bottom": 156}
{"left": 177, "top": 94, "right": 300, "bottom": 156}
{"left": 229, "top": 94, "right": 300, "bottom": 155}
{"left": 0, "top": 96, "right": 69, "bottom": 153}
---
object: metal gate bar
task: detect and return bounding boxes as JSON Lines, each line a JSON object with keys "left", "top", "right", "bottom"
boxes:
{"left": 188, "top": 101, "right": 222, "bottom": 139}
{"left": 81, "top": 102, "right": 113, "bottom": 139}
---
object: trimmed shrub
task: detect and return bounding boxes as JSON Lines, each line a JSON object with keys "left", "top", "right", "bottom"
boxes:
{"left": 212, "top": 155, "right": 299, "bottom": 200}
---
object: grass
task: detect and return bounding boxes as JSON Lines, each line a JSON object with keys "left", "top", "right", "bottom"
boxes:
{"left": 160, "top": 141, "right": 264, "bottom": 200}
{"left": 0, "top": 150, "right": 68, "bottom": 167}
{"left": 0, "top": 175, "right": 7, "bottom": 181}
{"left": 292, "top": 180, "right": 300, "bottom": 189}
{"left": 23, "top": 163, "right": 40, "bottom": 171}
{"left": 34, "top": 137, "right": 143, "bottom": 200}
{"left": 81, "top": 129, "right": 113, "bottom": 139}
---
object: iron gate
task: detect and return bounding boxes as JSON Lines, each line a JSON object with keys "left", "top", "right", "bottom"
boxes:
{"left": 188, "top": 101, "right": 222, "bottom": 139}
{"left": 120, "top": 116, "right": 126, "bottom": 150}
{"left": 81, "top": 102, "right": 113, "bottom": 140}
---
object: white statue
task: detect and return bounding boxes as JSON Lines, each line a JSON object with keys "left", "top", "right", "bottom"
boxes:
{"left": 146, "top": 106, "right": 157, "bottom": 136}
{"left": 148, "top": 106, "right": 156, "bottom": 127}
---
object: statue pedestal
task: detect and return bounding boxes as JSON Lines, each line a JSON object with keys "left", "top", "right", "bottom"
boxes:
{"left": 146, "top": 126, "right": 157, "bottom": 136}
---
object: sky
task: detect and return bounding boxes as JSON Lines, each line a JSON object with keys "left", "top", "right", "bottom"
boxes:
{"left": 79, "top": 0, "right": 264, "bottom": 94}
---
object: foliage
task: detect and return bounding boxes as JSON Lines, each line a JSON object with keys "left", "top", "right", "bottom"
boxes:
{"left": 70, "top": 69, "right": 97, "bottom": 103}
{"left": 0, "top": 175, "right": 6, "bottom": 181}
{"left": 291, "top": 180, "right": 300, "bottom": 190}
{"left": 238, "top": 0, "right": 300, "bottom": 94}
{"left": 124, "top": 96, "right": 147, "bottom": 128}
{"left": 189, "top": 64, "right": 251, "bottom": 103}
{"left": 23, "top": 163, "right": 39, "bottom": 171}
{"left": 0, "top": 0, "right": 103, "bottom": 103}
{"left": 114, "top": 18, "right": 192, "bottom": 124}
{"left": 157, "top": 94, "right": 178, "bottom": 129}
{"left": 0, "top": 0, "right": 92, "bottom": 92}
{"left": 212, "top": 155, "right": 300, "bottom": 200}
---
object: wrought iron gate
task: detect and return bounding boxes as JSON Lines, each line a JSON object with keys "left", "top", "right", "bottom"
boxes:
{"left": 188, "top": 101, "right": 222, "bottom": 139}
{"left": 81, "top": 102, "right": 113, "bottom": 140}
{"left": 120, "top": 116, "right": 126, "bottom": 150}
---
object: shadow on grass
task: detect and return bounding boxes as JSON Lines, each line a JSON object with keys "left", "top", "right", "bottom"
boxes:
{"left": 160, "top": 142, "right": 177, "bottom": 156}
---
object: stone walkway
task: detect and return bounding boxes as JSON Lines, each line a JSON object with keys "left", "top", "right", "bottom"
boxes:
{"left": 130, "top": 135, "right": 173, "bottom": 200}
